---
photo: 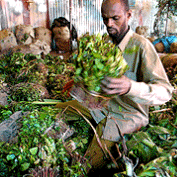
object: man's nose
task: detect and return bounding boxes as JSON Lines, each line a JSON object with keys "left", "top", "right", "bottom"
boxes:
{"left": 107, "top": 18, "right": 114, "bottom": 27}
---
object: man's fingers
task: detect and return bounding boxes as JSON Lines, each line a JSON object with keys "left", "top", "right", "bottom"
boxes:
{"left": 103, "top": 76, "right": 122, "bottom": 83}
{"left": 101, "top": 87, "right": 118, "bottom": 95}
{"left": 101, "top": 80, "right": 121, "bottom": 89}
{"left": 101, "top": 77, "right": 124, "bottom": 89}
{"left": 101, "top": 75, "right": 131, "bottom": 95}
{"left": 101, "top": 86, "right": 125, "bottom": 95}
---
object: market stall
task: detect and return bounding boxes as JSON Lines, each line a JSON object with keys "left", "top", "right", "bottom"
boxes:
{"left": 0, "top": 0, "right": 177, "bottom": 176}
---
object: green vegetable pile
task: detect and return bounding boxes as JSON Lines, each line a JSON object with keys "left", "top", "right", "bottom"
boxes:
{"left": 73, "top": 33, "right": 129, "bottom": 93}
{"left": 0, "top": 52, "right": 91, "bottom": 176}
{"left": 0, "top": 52, "right": 75, "bottom": 101}
{"left": 0, "top": 105, "right": 91, "bottom": 176}
{"left": 0, "top": 35, "right": 176, "bottom": 176}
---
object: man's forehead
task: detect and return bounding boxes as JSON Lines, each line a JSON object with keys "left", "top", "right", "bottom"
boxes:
{"left": 102, "top": 0, "right": 122, "bottom": 6}
{"left": 102, "top": 0, "right": 124, "bottom": 11}
{"left": 101, "top": 0, "right": 125, "bottom": 16}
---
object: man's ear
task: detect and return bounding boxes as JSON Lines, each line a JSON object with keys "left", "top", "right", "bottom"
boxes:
{"left": 127, "top": 9, "right": 132, "bottom": 19}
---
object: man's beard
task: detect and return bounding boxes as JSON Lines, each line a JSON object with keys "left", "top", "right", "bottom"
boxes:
{"left": 107, "top": 26, "right": 129, "bottom": 44}
{"left": 107, "top": 28, "right": 122, "bottom": 43}
{"left": 109, "top": 31, "right": 119, "bottom": 39}
{"left": 107, "top": 27, "right": 119, "bottom": 37}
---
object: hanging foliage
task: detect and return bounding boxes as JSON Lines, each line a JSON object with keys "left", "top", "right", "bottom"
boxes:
{"left": 154, "top": 0, "right": 177, "bottom": 37}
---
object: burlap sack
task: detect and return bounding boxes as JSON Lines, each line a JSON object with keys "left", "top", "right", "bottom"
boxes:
{"left": 0, "top": 29, "right": 18, "bottom": 52}
{"left": 0, "top": 91, "right": 9, "bottom": 107}
{"left": 15, "top": 24, "right": 35, "bottom": 45}
{"left": 155, "top": 42, "right": 165, "bottom": 53}
{"left": 34, "top": 26, "right": 52, "bottom": 47}
{"left": 153, "top": 36, "right": 177, "bottom": 53}
{"left": 52, "top": 26, "right": 70, "bottom": 52}
{"left": 147, "top": 36, "right": 156, "bottom": 43}
{"left": 170, "top": 42, "right": 177, "bottom": 53}
{"left": 160, "top": 53, "right": 177, "bottom": 68}
{"left": 46, "top": 115, "right": 75, "bottom": 141}
{"left": 11, "top": 39, "right": 51, "bottom": 55}
{"left": 135, "top": 26, "right": 149, "bottom": 37}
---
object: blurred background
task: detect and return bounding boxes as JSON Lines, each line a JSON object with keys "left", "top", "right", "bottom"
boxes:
{"left": 0, "top": 0, "right": 176, "bottom": 37}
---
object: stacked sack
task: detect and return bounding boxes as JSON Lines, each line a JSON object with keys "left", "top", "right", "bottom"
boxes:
{"left": 152, "top": 36, "right": 177, "bottom": 53}
{"left": 0, "top": 24, "right": 52, "bottom": 55}
{"left": 51, "top": 17, "right": 78, "bottom": 53}
{"left": 0, "top": 28, "right": 18, "bottom": 52}
{"left": 135, "top": 26, "right": 177, "bottom": 54}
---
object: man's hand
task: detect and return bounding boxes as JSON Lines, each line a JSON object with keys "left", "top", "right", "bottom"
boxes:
{"left": 101, "top": 75, "right": 131, "bottom": 95}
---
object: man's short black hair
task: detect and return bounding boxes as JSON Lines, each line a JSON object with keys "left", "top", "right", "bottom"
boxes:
{"left": 102, "top": 0, "right": 130, "bottom": 12}
{"left": 123, "top": 0, "right": 130, "bottom": 11}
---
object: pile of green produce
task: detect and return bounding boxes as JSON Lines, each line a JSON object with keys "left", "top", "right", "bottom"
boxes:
{"left": 0, "top": 37, "right": 176, "bottom": 176}
{"left": 0, "top": 52, "right": 92, "bottom": 176}
{"left": 0, "top": 104, "right": 91, "bottom": 177}
{"left": 0, "top": 52, "right": 75, "bottom": 101}
{"left": 73, "top": 33, "right": 129, "bottom": 93}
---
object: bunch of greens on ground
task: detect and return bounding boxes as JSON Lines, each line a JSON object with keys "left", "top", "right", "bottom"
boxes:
{"left": 0, "top": 104, "right": 91, "bottom": 177}
{"left": 0, "top": 52, "right": 75, "bottom": 101}
{"left": 46, "top": 57, "right": 75, "bottom": 101}
{"left": 73, "top": 33, "right": 129, "bottom": 93}
{"left": 0, "top": 53, "right": 45, "bottom": 85}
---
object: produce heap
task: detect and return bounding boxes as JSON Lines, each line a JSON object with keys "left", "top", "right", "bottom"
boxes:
{"left": 0, "top": 52, "right": 91, "bottom": 176}
{"left": 0, "top": 52, "right": 75, "bottom": 101}
{"left": 0, "top": 33, "right": 176, "bottom": 176}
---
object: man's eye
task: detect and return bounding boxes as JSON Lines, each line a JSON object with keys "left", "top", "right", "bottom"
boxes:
{"left": 113, "top": 17, "right": 120, "bottom": 20}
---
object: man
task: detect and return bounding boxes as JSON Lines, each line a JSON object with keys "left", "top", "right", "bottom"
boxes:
{"left": 83, "top": 0, "right": 174, "bottom": 175}
{"left": 51, "top": 17, "right": 78, "bottom": 52}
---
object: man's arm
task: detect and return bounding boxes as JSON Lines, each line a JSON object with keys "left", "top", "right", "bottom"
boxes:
{"left": 101, "top": 40, "right": 174, "bottom": 106}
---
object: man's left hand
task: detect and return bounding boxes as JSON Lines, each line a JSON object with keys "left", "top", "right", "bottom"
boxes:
{"left": 101, "top": 75, "right": 131, "bottom": 95}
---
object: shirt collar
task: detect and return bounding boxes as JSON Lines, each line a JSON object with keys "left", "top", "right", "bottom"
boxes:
{"left": 118, "top": 28, "right": 134, "bottom": 52}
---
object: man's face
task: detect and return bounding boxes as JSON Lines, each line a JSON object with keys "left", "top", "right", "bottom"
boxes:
{"left": 101, "top": 0, "right": 131, "bottom": 40}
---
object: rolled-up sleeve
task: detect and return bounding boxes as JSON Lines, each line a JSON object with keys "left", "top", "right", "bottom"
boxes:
{"left": 127, "top": 79, "right": 173, "bottom": 105}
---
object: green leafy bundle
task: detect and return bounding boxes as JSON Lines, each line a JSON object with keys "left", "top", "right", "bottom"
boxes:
{"left": 73, "top": 33, "right": 129, "bottom": 93}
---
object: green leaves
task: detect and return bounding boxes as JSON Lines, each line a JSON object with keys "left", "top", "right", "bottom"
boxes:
{"left": 0, "top": 106, "right": 69, "bottom": 174}
{"left": 137, "top": 167, "right": 156, "bottom": 177}
{"left": 95, "top": 59, "right": 104, "bottom": 70}
{"left": 0, "top": 52, "right": 75, "bottom": 102}
{"left": 75, "top": 68, "right": 82, "bottom": 75}
{"left": 21, "top": 162, "right": 30, "bottom": 171}
{"left": 29, "top": 147, "right": 38, "bottom": 155}
{"left": 73, "top": 33, "right": 129, "bottom": 93}
{"left": 6, "top": 154, "right": 16, "bottom": 161}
